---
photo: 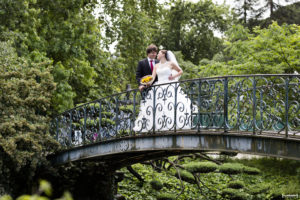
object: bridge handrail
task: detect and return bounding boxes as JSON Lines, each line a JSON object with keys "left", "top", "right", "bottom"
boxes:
{"left": 51, "top": 74, "right": 300, "bottom": 148}
{"left": 57, "top": 74, "right": 299, "bottom": 115}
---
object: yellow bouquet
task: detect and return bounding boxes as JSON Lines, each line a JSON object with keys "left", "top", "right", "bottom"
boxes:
{"left": 140, "top": 75, "right": 154, "bottom": 85}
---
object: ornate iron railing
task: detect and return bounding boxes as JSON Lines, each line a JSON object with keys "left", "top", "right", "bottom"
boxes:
{"left": 51, "top": 75, "right": 300, "bottom": 148}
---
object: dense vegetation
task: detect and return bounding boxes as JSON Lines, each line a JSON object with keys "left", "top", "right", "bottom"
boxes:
{"left": 118, "top": 156, "right": 300, "bottom": 200}
{"left": 0, "top": 0, "right": 299, "bottom": 199}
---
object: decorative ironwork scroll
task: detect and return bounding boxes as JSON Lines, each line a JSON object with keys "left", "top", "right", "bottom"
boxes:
{"left": 51, "top": 75, "right": 300, "bottom": 148}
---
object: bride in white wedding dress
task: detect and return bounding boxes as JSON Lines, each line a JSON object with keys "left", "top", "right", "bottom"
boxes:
{"left": 133, "top": 50, "right": 197, "bottom": 132}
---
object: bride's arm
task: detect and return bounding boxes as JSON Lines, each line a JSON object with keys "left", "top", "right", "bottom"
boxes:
{"left": 152, "top": 64, "right": 158, "bottom": 80}
{"left": 169, "top": 62, "right": 183, "bottom": 80}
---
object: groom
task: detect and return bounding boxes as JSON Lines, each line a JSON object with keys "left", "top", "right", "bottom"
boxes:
{"left": 136, "top": 44, "right": 159, "bottom": 92}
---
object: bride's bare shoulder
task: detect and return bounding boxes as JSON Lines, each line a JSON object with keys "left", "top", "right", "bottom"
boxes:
{"left": 168, "top": 61, "right": 176, "bottom": 68}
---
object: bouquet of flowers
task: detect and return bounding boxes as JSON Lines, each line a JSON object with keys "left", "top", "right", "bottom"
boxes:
{"left": 140, "top": 75, "right": 154, "bottom": 85}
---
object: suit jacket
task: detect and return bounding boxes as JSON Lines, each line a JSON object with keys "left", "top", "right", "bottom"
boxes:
{"left": 136, "top": 58, "right": 159, "bottom": 86}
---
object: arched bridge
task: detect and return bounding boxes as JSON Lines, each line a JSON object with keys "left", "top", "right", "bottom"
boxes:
{"left": 50, "top": 75, "right": 300, "bottom": 166}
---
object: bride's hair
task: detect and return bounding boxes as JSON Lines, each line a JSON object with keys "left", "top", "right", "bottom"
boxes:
{"left": 160, "top": 50, "right": 169, "bottom": 60}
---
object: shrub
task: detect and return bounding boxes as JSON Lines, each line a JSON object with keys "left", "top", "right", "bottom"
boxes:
{"left": 296, "top": 168, "right": 300, "bottom": 184}
{"left": 183, "top": 161, "right": 218, "bottom": 173}
{"left": 248, "top": 183, "right": 270, "bottom": 195}
{"left": 150, "top": 179, "right": 163, "bottom": 191}
{"left": 174, "top": 169, "right": 196, "bottom": 184}
{"left": 219, "top": 163, "right": 245, "bottom": 175}
{"left": 228, "top": 180, "right": 245, "bottom": 189}
{"left": 243, "top": 166, "right": 260, "bottom": 175}
{"left": 221, "top": 188, "right": 249, "bottom": 200}
{"left": 156, "top": 193, "right": 176, "bottom": 200}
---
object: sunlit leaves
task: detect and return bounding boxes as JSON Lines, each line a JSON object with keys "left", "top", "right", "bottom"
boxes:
{"left": 198, "top": 22, "right": 300, "bottom": 77}
{"left": 0, "top": 41, "right": 59, "bottom": 195}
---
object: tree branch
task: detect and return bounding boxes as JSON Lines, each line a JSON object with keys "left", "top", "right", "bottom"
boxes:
{"left": 127, "top": 166, "right": 144, "bottom": 182}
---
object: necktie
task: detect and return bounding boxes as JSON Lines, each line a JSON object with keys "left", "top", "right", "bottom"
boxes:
{"left": 150, "top": 60, "right": 154, "bottom": 72}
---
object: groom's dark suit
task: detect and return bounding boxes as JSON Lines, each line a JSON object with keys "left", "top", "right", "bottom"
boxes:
{"left": 136, "top": 58, "right": 159, "bottom": 86}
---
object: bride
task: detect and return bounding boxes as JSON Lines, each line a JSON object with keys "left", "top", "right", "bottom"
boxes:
{"left": 133, "top": 50, "right": 197, "bottom": 132}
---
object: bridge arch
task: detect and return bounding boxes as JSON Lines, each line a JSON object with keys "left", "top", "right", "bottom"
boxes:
{"left": 50, "top": 75, "right": 300, "bottom": 164}
{"left": 50, "top": 132, "right": 300, "bottom": 166}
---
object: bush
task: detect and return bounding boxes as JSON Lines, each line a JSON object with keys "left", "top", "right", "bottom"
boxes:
{"left": 221, "top": 188, "right": 249, "bottom": 200}
{"left": 248, "top": 183, "right": 270, "bottom": 195}
{"left": 150, "top": 179, "right": 163, "bottom": 191}
{"left": 174, "top": 169, "right": 196, "bottom": 184}
{"left": 219, "top": 163, "right": 245, "bottom": 175}
{"left": 183, "top": 161, "right": 218, "bottom": 173}
{"left": 296, "top": 168, "right": 300, "bottom": 184}
{"left": 227, "top": 180, "right": 245, "bottom": 189}
{"left": 243, "top": 166, "right": 260, "bottom": 175}
{"left": 156, "top": 193, "right": 176, "bottom": 200}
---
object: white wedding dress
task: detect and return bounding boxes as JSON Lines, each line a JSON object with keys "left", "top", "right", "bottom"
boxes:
{"left": 133, "top": 61, "right": 197, "bottom": 132}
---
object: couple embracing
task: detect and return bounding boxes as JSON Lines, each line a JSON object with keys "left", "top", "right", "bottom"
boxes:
{"left": 133, "top": 44, "right": 197, "bottom": 132}
{"left": 136, "top": 44, "right": 182, "bottom": 92}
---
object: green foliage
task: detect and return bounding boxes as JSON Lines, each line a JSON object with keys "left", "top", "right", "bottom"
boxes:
{"left": 232, "top": 157, "right": 300, "bottom": 176}
{"left": 243, "top": 166, "right": 260, "bottom": 175}
{"left": 219, "top": 163, "right": 245, "bottom": 175}
{"left": 153, "top": 0, "right": 232, "bottom": 64}
{"left": 221, "top": 188, "right": 249, "bottom": 200}
{"left": 227, "top": 180, "right": 245, "bottom": 189}
{"left": 79, "top": 118, "right": 115, "bottom": 127}
{"left": 119, "top": 105, "right": 134, "bottom": 113}
{"left": 260, "top": 2, "right": 300, "bottom": 28}
{"left": 156, "top": 193, "right": 176, "bottom": 200}
{"left": 150, "top": 179, "right": 163, "bottom": 191}
{"left": 173, "top": 51, "right": 199, "bottom": 80}
{"left": 198, "top": 22, "right": 300, "bottom": 78}
{"left": 183, "top": 161, "right": 218, "bottom": 173}
{"left": 0, "top": 180, "right": 73, "bottom": 200}
{"left": 118, "top": 156, "right": 300, "bottom": 200}
{"left": 0, "top": 0, "right": 126, "bottom": 113}
{"left": 248, "top": 183, "right": 270, "bottom": 195}
{"left": 0, "top": 41, "right": 59, "bottom": 195}
{"left": 174, "top": 169, "right": 196, "bottom": 184}
{"left": 100, "top": 0, "right": 233, "bottom": 86}
{"left": 118, "top": 163, "right": 201, "bottom": 200}
{"left": 118, "top": 129, "right": 130, "bottom": 137}
{"left": 100, "top": 0, "right": 159, "bottom": 84}
{"left": 297, "top": 168, "right": 300, "bottom": 184}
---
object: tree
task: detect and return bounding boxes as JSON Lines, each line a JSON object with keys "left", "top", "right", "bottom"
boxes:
{"left": 259, "top": 2, "right": 300, "bottom": 28}
{"left": 99, "top": 0, "right": 160, "bottom": 84}
{"left": 0, "top": 41, "right": 59, "bottom": 196}
{"left": 234, "top": 0, "right": 260, "bottom": 25}
{"left": 198, "top": 22, "right": 300, "bottom": 78}
{"left": 0, "top": 0, "right": 125, "bottom": 113}
{"left": 154, "top": 0, "right": 232, "bottom": 64}
{"left": 99, "top": 0, "right": 232, "bottom": 85}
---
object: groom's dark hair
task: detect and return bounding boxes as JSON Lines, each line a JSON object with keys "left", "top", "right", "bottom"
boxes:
{"left": 146, "top": 44, "right": 158, "bottom": 54}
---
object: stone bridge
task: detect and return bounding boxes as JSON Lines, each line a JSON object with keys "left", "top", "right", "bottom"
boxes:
{"left": 50, "top": 74, "right": 300, "bottom": 166}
